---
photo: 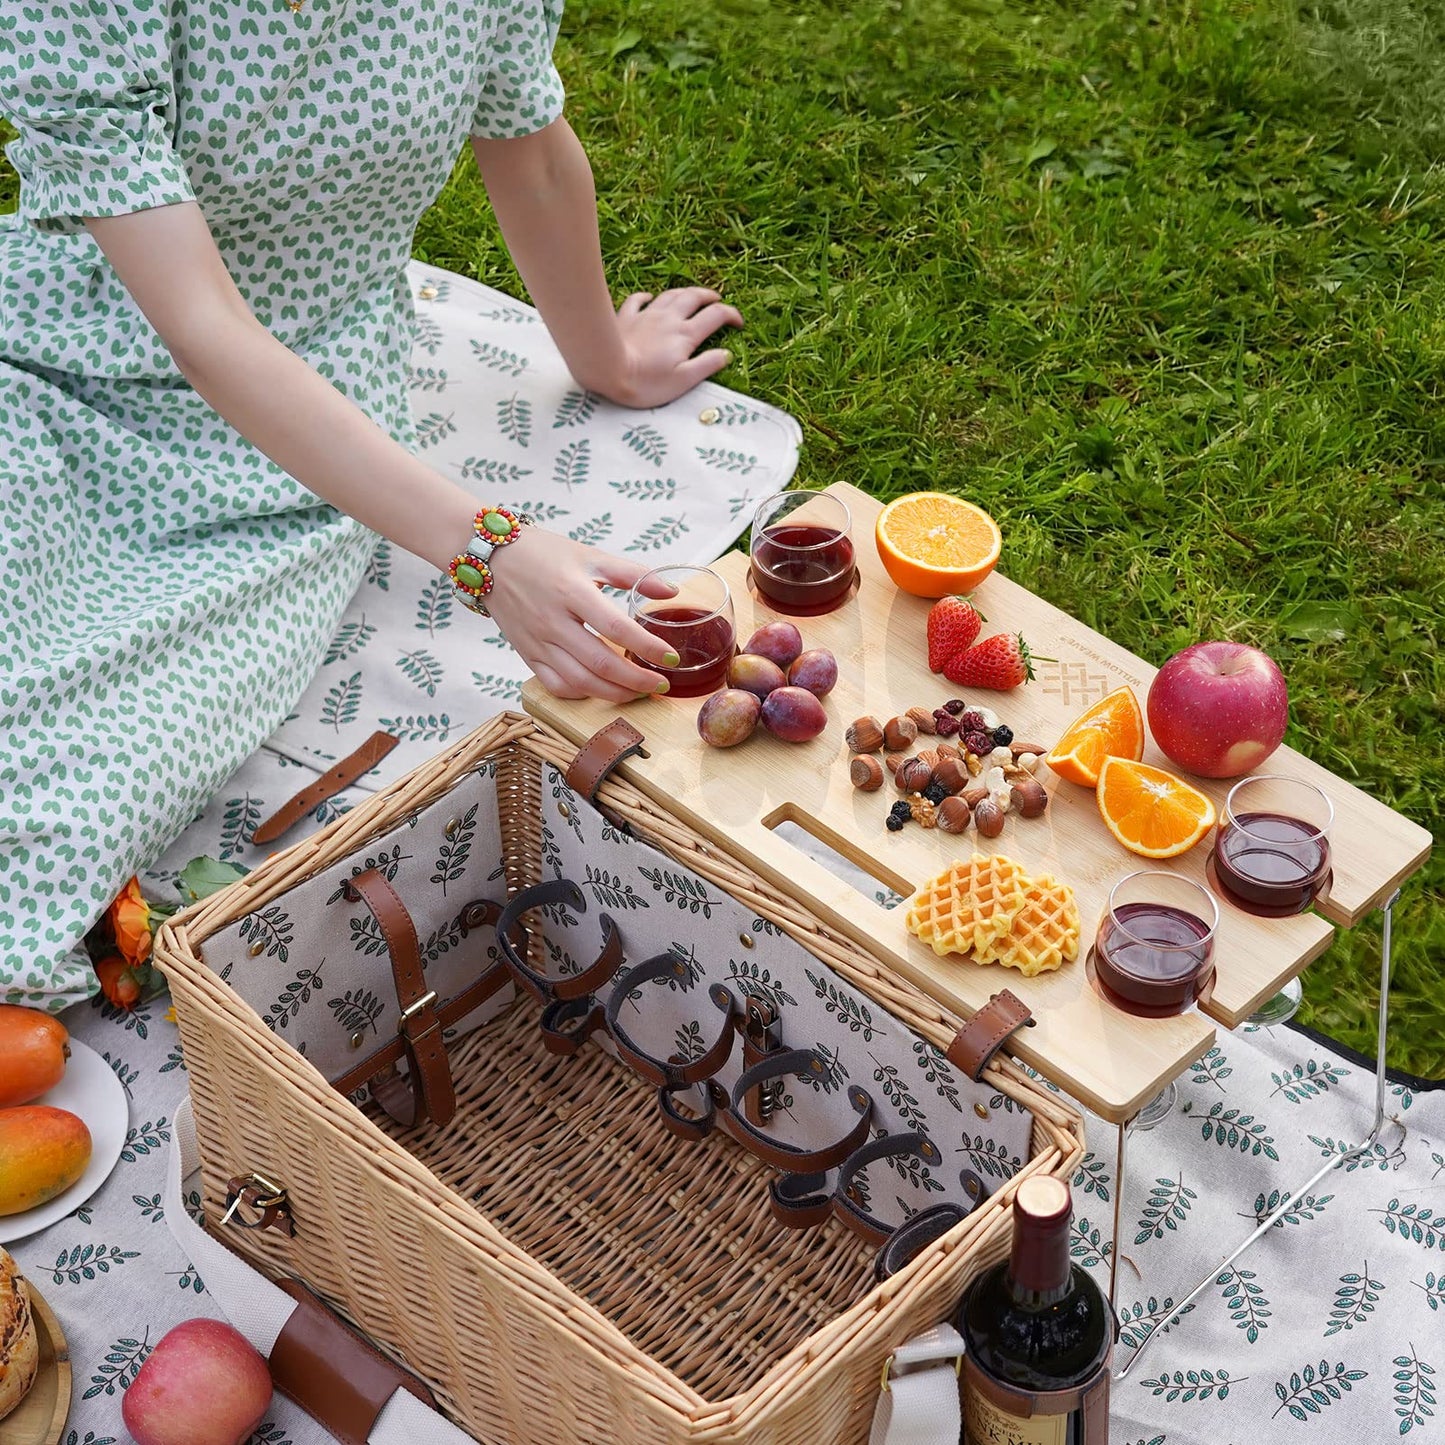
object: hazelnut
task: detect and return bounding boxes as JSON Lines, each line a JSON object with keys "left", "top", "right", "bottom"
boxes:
{"left": 883, "top": 715, "right": 920, "bottom": 751}
{"left": 933, "top": 758, "right": 968, "bottom": 795}
{"left": 963, "top": 785, "right": 990, "bottom": 809}
{"left": 937, "top": 796, "right": 972, "bottom": 834}
{"left": 850, "top": 755, "right": 884, "bottom": 792}
{"left": 974, "top": 798, "right": 1006, "bottom": 838}
{"left": 1010, "top": 742, "right": 1047, "bottom": 760}
{"left": 895, "top": 757, "right": 934, "bottom": 794}
{"left": 907, "top": 706, "right": 938, "bottom": 735}
{"left": 846, "top": 717, "right": 885, "bottom": 754}
{"left": 1011, "top": 778, "right": 1049, "bottom": 818}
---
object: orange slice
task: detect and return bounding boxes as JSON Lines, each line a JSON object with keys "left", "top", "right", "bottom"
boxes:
{"left": 1097, "top": 757, "right": 1217, "bottom": 859}
{"left": 1045, "top": 686, "right": 1145, "bottom": 788}
{"left": 875, "top": 492, "right": 1002, "bottom": 598}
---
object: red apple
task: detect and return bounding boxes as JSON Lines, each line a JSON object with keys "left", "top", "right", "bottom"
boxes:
{"left": 122, "top": 1318, "right": 272, "bottom": 1445}
{"left": 1146, "top": 641, "right": 1288, "bottom": 779}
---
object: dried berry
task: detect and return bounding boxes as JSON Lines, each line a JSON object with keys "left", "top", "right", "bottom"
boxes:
{"left": 934, "top": 714, "right": 961, "bottom": 738}
{"left": 964, "top": 731, "right": 994, "bottom": 756}
{"left": 991, "top": 724, "right": 1014, "bottom": 748}
{"left": 959, "top": 710, "right": 986, "bottom": 732}
{"left": 885, "top": 814, "right": 906, "bottom": 832}
{"left": 937, "top": 796, "right": 971, "bottom": 834}
{"left": 850, "top": 756, "right": 884, "bottom": 792}
{"left": 943, "top": 699, "right": 967, "bottom": 715}
{"left": 923, "top": 781, "right": 949, "bottom": 806}
{"left": 890, "top": 800, "right": 913, "bottom": 820}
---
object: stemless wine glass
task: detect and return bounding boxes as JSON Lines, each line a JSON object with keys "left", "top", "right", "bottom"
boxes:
{"left": 1213, "top": 775, "right": 1334, "bottom": 916}
{"left": 748, "top": 490, "right": 857, "bottom": 616}
{"left": 626, "top": 565, "right": 736, "bottom": 699}
{"left": 1093, "top": 871, "right": 1219, "bottom": 1132}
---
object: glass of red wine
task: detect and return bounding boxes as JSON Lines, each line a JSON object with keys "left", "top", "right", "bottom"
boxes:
{"left": 748, "top": 490, "right": 857, "bottom": 617}
{"left": 626, "top": 565, "right": 736, "bottom": 699}
{"left": 1213, "top": 774, "right": 1334, "bottom": 916}
{"left": 1094, "top": 870, "right": 1219, "bottom": 1131}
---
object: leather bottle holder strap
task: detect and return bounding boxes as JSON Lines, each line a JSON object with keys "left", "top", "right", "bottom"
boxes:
{"left": 605, "top": 953, "right": 740, "bottom": 1089}
{"left": 872, "top": 1201, "right": 975, "bottom": 1283}
{"left": 723, "top": 1049, "right": 873, "bottom": 1172}
{"left": 564, "top": 718, "right": 648, "bottom": 803}
{"left": 495, "top": 879, "right": 623, "bottom": 1005}
{"left": 945, "top": 989, "right": 1035, "bottom": 1080}
{"left": 342, "top": 869, "right": 457, "bottom": 1129}
{"left": 963, "top": 1354, "right": 1111, "bottom": 1444}
{"left": 251, "top": 731, "right": 400, "bottom": 847}
{"left": 269, "top": 1279, "right": 437, "bottom": 1445}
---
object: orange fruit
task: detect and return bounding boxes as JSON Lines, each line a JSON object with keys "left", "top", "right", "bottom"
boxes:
{"left": 1096, "top": 757, "right": 1217, "bottom": 859}
{"left": 1045, "top": 686, "right": 1145, "bottom": 788}
{"left": 875, "top": 493, "right": 1002, "bottom": 598}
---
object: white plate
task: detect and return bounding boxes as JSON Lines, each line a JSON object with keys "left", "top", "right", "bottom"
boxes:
{"left": 0, "top": 1038, "right": 129, "bottom": 1244}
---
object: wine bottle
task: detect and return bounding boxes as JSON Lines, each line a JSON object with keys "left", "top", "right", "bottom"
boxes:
{"left": 955, "top": 1175, "right": 1112, "bottom": 1444}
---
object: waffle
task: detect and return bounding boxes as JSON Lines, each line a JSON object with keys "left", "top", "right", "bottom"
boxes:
{"left": 905, "top": 853, "right": 1029, "bottom": 958}
{"left": 976, "top": 872, "right": 1080, "bottom": 977}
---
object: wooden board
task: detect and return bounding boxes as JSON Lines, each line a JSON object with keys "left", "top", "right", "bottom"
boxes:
{"left": 0, "top": 1285, "right": 70, "bottom": 1445}
{"left": 525, "top": 482, "right": 1432, "bottom": 1120}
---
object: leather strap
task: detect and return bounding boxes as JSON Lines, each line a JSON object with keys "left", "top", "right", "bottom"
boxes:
{"left": 251, "top": 732, "right": 399, "bottom": 846}
{"left": 833, "top": 1133, "right": 943, "bottom": 1246}
{"left": 269, "top": 1280, "right": 437, "bottom": 1445}
{"left": 767, "top": 1170, "right": 834, "bottom": 1231}
{"left": 564, "top": 718, "right": 647, "bottom": 802}
{"left": 538, "top": 996, "right": 607, "bottom": 1056}
{"left": 944, "top": 989, "right": 1035, "bottom": 1081}
{"left": 656, "top": 1081, "right": 716, "bottom": 1142}
{"left": 222, "top": 1175, "right": 296, "bottom": 1237}
{"left": 605, "top": 955, "right": 739, "bottom": 1089}
{"left": 962, "top": 1354, "right": 1112, "bottom": 1442}
{"left": 872, "top": 1202, "right": 972, "bottom": 1283}
{"left": 495, "top": 879, "right": 623, "bottom": 1004}
{"left": 725, "top": 1050, "right": 873, "bottom": 1172}
{"left": 343, "top": 870, "right": 455, "bottom": 1128}
{"left": 327, "top": 903, "right": 512, "bottom": 1098}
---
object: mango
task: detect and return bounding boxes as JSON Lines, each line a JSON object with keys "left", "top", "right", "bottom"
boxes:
{"left": 0, "top": 1107, "right": 92, "bottom": 1216}
{"left": 0, "top": 1005, "right": 70, "bottom": 1108}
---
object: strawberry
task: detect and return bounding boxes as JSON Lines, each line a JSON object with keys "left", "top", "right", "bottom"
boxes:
{"left": 943, "top": 633, "right": 1036, "bottom": 690}
{"left": 926, "top": 596, "right": 985, "bottom": 673}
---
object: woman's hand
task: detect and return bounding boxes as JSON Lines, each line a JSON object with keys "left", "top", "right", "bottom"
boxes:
{"left": 600, "top": 287, "right": 744, "bottom": 409}
{"left": 484, "top": 529, "right": 680, "bottom": 702}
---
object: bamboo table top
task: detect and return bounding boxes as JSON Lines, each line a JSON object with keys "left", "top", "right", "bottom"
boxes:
{"left": 524, "top": 482, "right": 1432, "bottom": 1122}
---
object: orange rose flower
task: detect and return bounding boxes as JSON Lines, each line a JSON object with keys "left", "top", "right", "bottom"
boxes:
{"left": 95, "top": 952, "right": 143, "bottom": 1010}
{"left": 108, "top": 876, "right": 154, "bottom": 967}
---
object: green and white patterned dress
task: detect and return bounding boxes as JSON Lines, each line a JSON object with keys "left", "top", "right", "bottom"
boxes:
{"left": 0, "top": 0, "right": 566, "bottom": 1006}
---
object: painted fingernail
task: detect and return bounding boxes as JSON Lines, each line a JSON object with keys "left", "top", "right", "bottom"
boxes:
{"left": 663, "top": 650, "right": 681, "bottom": 667}
{"left": 653, "top": 678, "right": 671, "bottom": 694}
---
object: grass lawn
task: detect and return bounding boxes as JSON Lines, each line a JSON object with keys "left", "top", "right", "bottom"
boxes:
{"left": 4, "top": 0, "right": 1441, "bottom": 1074}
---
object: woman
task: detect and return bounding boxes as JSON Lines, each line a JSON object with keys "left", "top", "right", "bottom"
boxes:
{"left": 0, "top": 0, "right": 742, "bottom": 1005}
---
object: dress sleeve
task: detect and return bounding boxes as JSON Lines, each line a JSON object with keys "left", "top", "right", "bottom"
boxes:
{"left": 468, "top": 0, "right": 568, "bottom": 140}
{"left": 0, "top": 5, "right": 195, "bottom": 235}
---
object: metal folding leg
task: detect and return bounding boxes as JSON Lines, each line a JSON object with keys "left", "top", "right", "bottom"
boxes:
{"left": 1112, "top": 887, "right": 1404, "bottom": 1379}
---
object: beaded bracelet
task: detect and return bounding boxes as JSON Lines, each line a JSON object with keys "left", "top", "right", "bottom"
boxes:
{"left": 447, "top": 507, "right": 528, "bottom": 616}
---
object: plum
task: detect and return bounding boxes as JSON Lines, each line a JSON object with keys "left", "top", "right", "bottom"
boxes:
{"left": 743, "top": 622, "right": 804, "bottom": 670}
{"left": 727, "top": 653, "right": 787, "bottom": 699}
{"left": 787, "top": 648, "right": 838, "bottom": 697}
{"left": 760, "top": 686, "right": 828, "bottom": 743}
{"left": 697, "top": 689, "right": 762, "bottom": 748}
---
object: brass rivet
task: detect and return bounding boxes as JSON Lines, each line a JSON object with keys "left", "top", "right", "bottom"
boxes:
{"left": 444, "top": 817, "right": 461, "bottom": 838}
{"left": 349, "top": 1032, "right": 365, "bottom": 1050}
{"left": 418, "top": 283, "right": 438, "bottom": 300}
{"left": 739, "top": 932, "right": 755, "bottom": 949}
{"left": 248, "top": 941, "right": 264, "bottom": 958}
{"left": 558, "top": 801, "right": 570, "bottom": 819}
{"left": 974, "top": 1103, "right": 990, "bottom": 1120}
{"left": 698, "top": 406, "right": 720, "bottom": 425}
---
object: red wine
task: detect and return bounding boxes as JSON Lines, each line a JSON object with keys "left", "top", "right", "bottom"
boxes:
{"left": 750, "top": 525, "right": 856, "bottom": 616}
{"left": 629, "top": 606, "right": 735, "bottom": 698}
{"left": 1216, "top": 810, "right": 1330, "bottom": 912}
{"left": 1096, "top": 901, "right": 1212, "bottom": 985}
{"left": 956, "top": 1177, "right": 1111, "bottom": 1444}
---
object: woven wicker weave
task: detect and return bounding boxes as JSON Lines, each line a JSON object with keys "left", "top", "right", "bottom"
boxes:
{"left": 155, "top": 711, "right": 1084, "bottom": 1445}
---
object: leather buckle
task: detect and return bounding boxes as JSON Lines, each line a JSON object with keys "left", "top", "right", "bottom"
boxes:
{"left": 398, "top": 990, "right": 439, "bottom": 1027}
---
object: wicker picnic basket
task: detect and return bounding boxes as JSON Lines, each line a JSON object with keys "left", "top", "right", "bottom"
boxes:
{"left": 155, "top": 710, "right": 1084, "bottom": 1445}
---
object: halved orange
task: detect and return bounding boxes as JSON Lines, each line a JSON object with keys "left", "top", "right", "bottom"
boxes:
{"left": 1096, "top": 757, "right": 1217, "bottom": 859}
{"left": 875, "top": 492, "right": 1001, "bottom": 598}
{"left": 1046, "top": 686, "right": 1145, "bottom": 788}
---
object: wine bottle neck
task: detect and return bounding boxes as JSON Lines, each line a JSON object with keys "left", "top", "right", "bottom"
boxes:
{"left": 1006, "top": 1209, "right": 1071, "bottom": 1299}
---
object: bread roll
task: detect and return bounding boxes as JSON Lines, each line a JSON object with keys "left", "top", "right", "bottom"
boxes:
{"left": 0, "top": 1246, "right": 39, "bottom": 1420}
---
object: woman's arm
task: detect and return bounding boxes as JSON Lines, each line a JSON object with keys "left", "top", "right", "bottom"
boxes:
{"left": 83, "top": 201, "right": 674, "bottom": 702}
{"left": 471, "top": 119, "right": 742, "bottom": 407}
